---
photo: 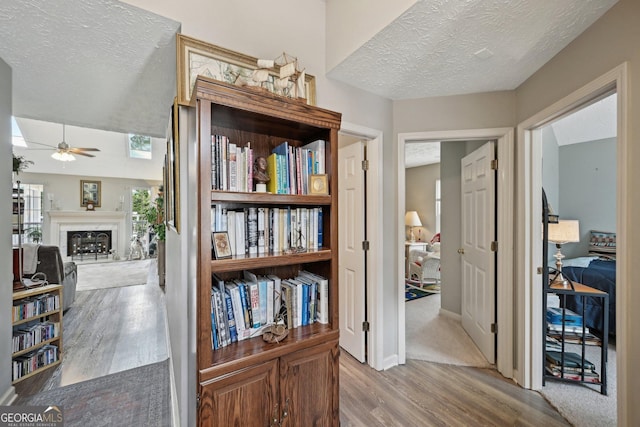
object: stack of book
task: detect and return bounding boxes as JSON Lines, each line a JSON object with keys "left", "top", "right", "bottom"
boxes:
{"left": 545, "top": 351, "right": 600, "bottom": 383}
{"left": 546, "top": 307, "right": 601, "bottom": 345}
{"left": 210, "top": 270, "right": 329, "bottom": 350}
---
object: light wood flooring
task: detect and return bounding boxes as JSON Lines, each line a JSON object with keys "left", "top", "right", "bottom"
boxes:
{"left": 14, "top": 281, "right": 168, "bottom": 400}
{"left": 340, "top": 352, "right": 569, "bottom": 426}
{"left": 14, "top": 276, "right": 568, "bottom": 426}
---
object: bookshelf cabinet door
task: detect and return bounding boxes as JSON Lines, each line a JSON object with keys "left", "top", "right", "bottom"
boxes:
{"left": 199, "top": 360, "right": 279, "bottom": 427}
{"left": 279, "top": 340, "right": 339, "bottom": 426}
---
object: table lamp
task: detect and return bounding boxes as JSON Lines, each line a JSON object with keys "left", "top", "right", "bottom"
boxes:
{"left": 405, "top": 211, "right": 422, "bottom": 243}
{"left": 548, "top": 219, "right": 580, "bottom": 286}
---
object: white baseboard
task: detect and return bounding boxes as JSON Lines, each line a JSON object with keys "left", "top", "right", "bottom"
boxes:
{"left": 0, "top": 386, "right": 17, "bottom": 405}
{"left": 382, "top": 354, "right": 399, "bottom": 370}
{"left": 439, "top": 307, "right": 461, "bottom": 321}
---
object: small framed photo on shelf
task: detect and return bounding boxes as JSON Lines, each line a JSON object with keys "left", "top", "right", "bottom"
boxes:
{"left": 212, "top": 231, "right": 232, "bottom": 259}
{"left": 309, "top": 174, "right": 328, "bottom": 195}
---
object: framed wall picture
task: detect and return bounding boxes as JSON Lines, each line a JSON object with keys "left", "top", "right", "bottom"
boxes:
{"left": 80, "top": 180, "right": 101, "bottom": 207}
{"left": 212, "top": 231, "right": 232, "bottom": 259}
{"left": 309, "top": 174, "right": 328, "bottom": 195}
{"left": 177, "top": 34, "right": 316, "bottom": 106}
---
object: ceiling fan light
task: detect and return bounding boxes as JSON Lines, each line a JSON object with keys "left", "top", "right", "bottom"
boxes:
{"left": 51, "top": 151, "right": 76, "bottom": 162}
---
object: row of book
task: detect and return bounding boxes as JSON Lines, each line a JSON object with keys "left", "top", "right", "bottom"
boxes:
{"left": 12, "top": 293, "right": 60, "bottom": 322}
{"left": 211, "top": 206, "right": 323, "bottom": 257}
{"left": 12, "top": 344, "right": 58, "bottom": 382}
{"left": 545, "top": 349, "right": 600, "bottom": 383}
{"left": 12, "top": 321, "right": 60, "bottom": 354}
{"left": 267, "top": 139, "right": 326, "bottom": 195}
{"left": 211, "top": 135, "right": 254, "bottom": 192}
{"left": 210, "top": 135, "right": 326, "bottom": 195}
{"left": 210, "top": 270, "right": 329, "bottom": 350}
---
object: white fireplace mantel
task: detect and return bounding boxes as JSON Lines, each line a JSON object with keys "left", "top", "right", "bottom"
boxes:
{"left": 48, "top": 210, "right": 127, "bottom": 260}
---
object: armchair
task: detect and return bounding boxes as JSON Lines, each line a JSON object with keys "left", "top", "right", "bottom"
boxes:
{"left": 22, "top": 245, "right": 77, "bottom": 311}
{"left": 408, "top": 249, "right": 441, "bottom": 291}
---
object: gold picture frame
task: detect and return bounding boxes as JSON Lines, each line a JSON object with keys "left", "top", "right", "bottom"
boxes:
{"left": 80, "top": 180, "right": 101, "bottom": 207}
{"left": 177, "top": 34, "right": 316, "bottom": 106}
{"left": 309, "top": 174, "right": 328, "bottom": 195}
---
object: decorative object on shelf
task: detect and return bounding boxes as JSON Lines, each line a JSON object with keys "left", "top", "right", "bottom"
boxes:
{"left": 212, "top": 231, "right": 232, "bottom": 259}
{"left": 86, "top": 202, "right": 95, "bottom": 211}
{"left": 309, "top": 174, "right": 328, "bottom": 195}
{"left": 176, "top": 34, "right": 316, "bottom": 105}
{"left": 253, "top": 156, "right": 270, "bottom": 193}
{"left": 80, "top": 180, "right": 101, "bottom": 208}
{"left": 548, "top": 219, "right": 580, "bottom": 286}
{"left": 405, "top": 211, "right": 422, "bottom": 243}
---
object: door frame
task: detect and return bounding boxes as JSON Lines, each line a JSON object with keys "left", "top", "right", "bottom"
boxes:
{"left": 339, "top": 121, "right": 384, "bottom": 370}
{"left": 515, "top": 63, "right": 628, "bottom": 417}
{"left": 397, "top": 128, "right": 514, "bottom": 379}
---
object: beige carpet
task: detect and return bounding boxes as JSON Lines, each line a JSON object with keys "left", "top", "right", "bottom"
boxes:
{"left": 76, "top": 259, "right": 154, "bottom": 291}
{"left": 405, "top": 292, "right": 491, "bottom": 368}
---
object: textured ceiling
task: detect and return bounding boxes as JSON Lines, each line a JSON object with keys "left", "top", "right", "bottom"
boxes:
{"left": 0, "top": 0, "right": 180, "bottom": 137}
{"left": 328, "top": 0, "right": 618, "bottom": 100}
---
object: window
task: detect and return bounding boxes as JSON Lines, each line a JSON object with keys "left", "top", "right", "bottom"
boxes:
{"left": 13, "top": 184, "right": 44, "bottom": 245}
{"left": 128, "top": 134, "right": 152, "bottom": 159}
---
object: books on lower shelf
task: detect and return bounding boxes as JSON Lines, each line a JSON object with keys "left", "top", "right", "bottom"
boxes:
{"left": 210, "top": 270, "right": 329, "bottom": 350}
{"left": 545, "top": 351, "right": 600, "bottom": 383}
{"left": 211, "top": 205, "right": 324, "bottom": 256}
{"left": 12, "top": 321, "right": 60, "bottom": 354}
{"left": 12, "top": 344, "right": 59, "bottom": 382}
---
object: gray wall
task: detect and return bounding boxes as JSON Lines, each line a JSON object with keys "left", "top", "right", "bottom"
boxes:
{"left": 559, "top": 138, "right": 616, "bottom": 258}
{"left": 0, "top": 57, "right": 15, "bottom": 404}
{"left": 542, "top": 127, "right": 560, "bottom": 215}
{"left": 515, "top": 0, "right": 639, "bottom": 420}
{"left": 405, "top": 162, "right": 439, "bottom": 241}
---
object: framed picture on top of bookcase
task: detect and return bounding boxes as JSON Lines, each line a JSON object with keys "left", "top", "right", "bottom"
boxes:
{"left": 176, "top": 34, "right": 316, "bottom": 106}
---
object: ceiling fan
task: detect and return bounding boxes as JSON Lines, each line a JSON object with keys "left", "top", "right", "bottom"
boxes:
{"left": 27, "top": 124, "right": 100, "bottom": 161}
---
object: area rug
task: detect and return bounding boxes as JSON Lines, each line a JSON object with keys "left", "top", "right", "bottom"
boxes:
{"left": 21, "top": 359, "right": 170, "bottom": 427}
{"left": 405, "top": 283, "right": 437, "bottom": 301}
{"left": 76, "top": 259, "right": 153, "bottom": 291}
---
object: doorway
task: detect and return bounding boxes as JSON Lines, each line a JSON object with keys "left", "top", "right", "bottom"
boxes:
{"left": 397, "top": 128, "right": 514, "bottom": 380}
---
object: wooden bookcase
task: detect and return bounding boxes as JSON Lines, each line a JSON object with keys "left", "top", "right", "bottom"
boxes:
{"left": 191, "top": 77, "right": 341, "bottom": 426}
{"left": 11, "top": 284, "right": 63, "bottom": 384}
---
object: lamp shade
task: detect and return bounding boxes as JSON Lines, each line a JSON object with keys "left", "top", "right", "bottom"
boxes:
{"left": 405, "top": 211, "right": 422, "bottom": 227}
{"left": 548, "top": 220, "right": 580, "bottom": 244}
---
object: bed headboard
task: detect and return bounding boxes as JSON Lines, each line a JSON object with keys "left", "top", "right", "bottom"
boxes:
{"left": 588, "top": 230, "right": 616, "bottom": 259}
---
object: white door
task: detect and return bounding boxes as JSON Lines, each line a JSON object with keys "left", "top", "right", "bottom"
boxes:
{"left": 461, "top": 141, "right": 496, "bottom": 364}
{"left": 338, "top": 141, "right": 366, "bottom": 362}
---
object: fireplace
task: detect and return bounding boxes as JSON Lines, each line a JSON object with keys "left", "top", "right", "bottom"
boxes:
{"left": 67, "top": 230, "right": 112, "bottom": 259}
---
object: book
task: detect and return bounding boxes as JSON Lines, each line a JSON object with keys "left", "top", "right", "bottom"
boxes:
{"left": 299, "top": 270, "right": 329, "bottom": 324}
{"left": 547, "top": 323, "right": 589, "bottom": 334}
{"left": 267, "top": 274, "right": 282, "bottom": 318}
{"left": 223, "top": 290, "right": 238, "bottom": 343}
{"left": 280, "top": 281, "right": 293, "bottom": 329}
{"left": 225, "top": 282, "right": 246, "bottom": 340}
{"left": 545, "top": 351, "right": 596, "bottom": 371}
{"left": 546, "top": 307, "right": 583, "bottom": 326}
{"left": 247, "top": 207, "right": 258, "bottom": 255}
{"left": 236, "top": 280, "right": 252, "bottom": 330}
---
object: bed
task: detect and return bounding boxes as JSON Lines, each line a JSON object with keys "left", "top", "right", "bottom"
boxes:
{"left": 560, "top": 230, "right": 617, "bottom": 335}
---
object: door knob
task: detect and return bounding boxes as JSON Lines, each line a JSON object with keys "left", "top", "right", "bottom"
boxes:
{"left": 458, "top": 248, "right": 465, "bottom": 254}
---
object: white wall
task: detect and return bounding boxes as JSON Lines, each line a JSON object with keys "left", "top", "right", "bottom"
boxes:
{"left": 0, "top": 57, "right": 16, "bottom": 405}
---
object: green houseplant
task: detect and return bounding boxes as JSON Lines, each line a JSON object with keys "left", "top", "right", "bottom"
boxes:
{"left": 12, "top": 153, "right": 33, "bottom": 174}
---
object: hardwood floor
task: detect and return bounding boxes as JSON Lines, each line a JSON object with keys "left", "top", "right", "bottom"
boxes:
{"left": 14, "top": 281, "right": 168, "bottom": 400}
{"left": 14, "top": 273, "right": 568, "bottom": 426}
{"left": 340, "top": 353, "right": 569, "bottom": 426}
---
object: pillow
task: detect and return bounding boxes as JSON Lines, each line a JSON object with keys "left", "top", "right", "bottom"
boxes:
{"left": 588, "top": 230, "right": 616, "bottom": 258}
{"left": 430, "top": 233, "right": 441, "bottom": 244}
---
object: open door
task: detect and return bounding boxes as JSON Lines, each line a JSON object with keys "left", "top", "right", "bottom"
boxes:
{"left": 461, "top": 141, "right": 496, "bottom": 364}
{"left": 338, "top": 141, "right": 366, "bottom": 362}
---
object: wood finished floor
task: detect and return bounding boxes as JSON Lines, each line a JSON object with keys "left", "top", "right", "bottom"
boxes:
{"left": 14, "top": 281, "right": 168, "bottom": 400}
{"left": 14, "top": 275, "right": 568, "bottom": 426}
{"left": 340, "top": 353, "right": 569, "bottom": 426}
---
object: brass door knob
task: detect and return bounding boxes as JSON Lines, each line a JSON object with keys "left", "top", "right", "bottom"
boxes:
{"left": 458, "top": 248, "right": 465, "bottom": 254}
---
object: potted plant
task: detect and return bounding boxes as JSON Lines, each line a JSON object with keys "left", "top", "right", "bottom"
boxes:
{"left": 12, "top": 153, "right": 33, "bottom": 175}
{"left": 143, "top": 192, "right": 165, "bottom": 287}
{"left": 26, "top": 227, "right": 42, "bottom": 244}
